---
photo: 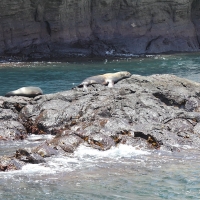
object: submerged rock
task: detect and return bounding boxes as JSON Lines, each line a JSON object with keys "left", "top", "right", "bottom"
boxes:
{"left": 1, "top": 74, "right": 200, "bottom": 170}
{"left": 15, "top": 148, "right": 45, "bottom": 164}
{"left": 32, "top": 143, "right": 58, "bottom": 157}
{"left": 0, "top": 156, "right": 24, "bottom": 171}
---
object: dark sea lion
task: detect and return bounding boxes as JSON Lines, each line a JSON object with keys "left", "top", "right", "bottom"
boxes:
{"left": 78, "top": 71, "right": 131, "bottom": 91}
{"left": 5, "top": 86, "right": 43, "bottom": 98}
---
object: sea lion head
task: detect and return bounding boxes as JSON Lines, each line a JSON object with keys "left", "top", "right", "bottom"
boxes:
{"left": 117, "top": 71, "right": 131, "bottom": 78}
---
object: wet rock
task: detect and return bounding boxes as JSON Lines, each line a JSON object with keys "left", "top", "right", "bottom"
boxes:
{"left": 19, "top": 75, "right": 200, "bottom": 151}
{"left": 15, "top": 149, "right": 45, "bottom": 164}
{"left": 32, "top": 143, "right": 58, "bottom": 157}
{"left": 103, "top": 118, "right": 134, "bottom": 137}
{"left": 1, "top": 74, "right": 200, "bottom": 171}
{"left": 49, "top": 132, "right": 84, "bottom": 153}
{"left": 87, "top": 133, "right": 116, "bottom": 151}
{"left": 0, "top": 156, "right": 24, "bottom": 171}
{"left": 1, "top": 74, "right": 200, "bottom": 158}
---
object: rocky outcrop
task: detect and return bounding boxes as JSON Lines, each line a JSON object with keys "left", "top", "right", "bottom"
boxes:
{"left": 0, "top": 0, "right": 200, "bottom": 59}
{"left": 0, "top": 96, "right": 29, "bottom": 140}
{"left": 1, "top": 74, "right": 200, "bottom": 171}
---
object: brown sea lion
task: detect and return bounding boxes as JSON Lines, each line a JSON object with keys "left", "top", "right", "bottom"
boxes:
{"left": 5, "top": 86, "right": 43, "bottom": 98}
{"left": 78, "top": 71, "right": 131, "bottom": 91}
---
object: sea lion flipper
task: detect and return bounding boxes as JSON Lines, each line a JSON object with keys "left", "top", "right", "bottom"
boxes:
{"left": 5, "top": 92, "right": 12, "bottom": 97}
{"left": 83, "top": 84, "right": 88, "bottom": 92}
{"left": 107, "top": 80, "right": 114, "bottom": 88}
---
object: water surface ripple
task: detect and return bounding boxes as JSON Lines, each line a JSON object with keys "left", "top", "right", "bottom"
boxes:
{"left": 0, "top": 53, "right": 200, "bottom": 96}
{"left": 1, "top": 53, "right": 200, "bottom": 199}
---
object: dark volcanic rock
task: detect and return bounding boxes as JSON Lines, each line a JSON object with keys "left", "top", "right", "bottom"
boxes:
{"left": 8, "top": 74, "right": 200, "bottom": 150}
{"left": 32, "top": 143, "right": 58, "bottom": 157}
{"left": 49, "top": 131, "right": 84, "bottom": 153}
{"left": 15, "top": 148, "right": 45, "bottom": 164}
{"left": 0, "top": 96, "right": 30, "bottom": 140}
{"left": 1, "top": 74, "right": 200, "bottom": 171}
{"left": 0, "top": 156, "right": 24, "bottom": 171}
{"left": 0, "top": 0, "right": 200, "bottom": 59}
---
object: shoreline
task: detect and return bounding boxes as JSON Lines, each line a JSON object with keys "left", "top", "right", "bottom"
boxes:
{"left": 1, "top": 51, "right": 200, "bottom": 63}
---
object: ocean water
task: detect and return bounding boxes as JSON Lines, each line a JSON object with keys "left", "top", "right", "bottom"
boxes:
{"left": 1, "top": 53, "right": 200, "bottom": 199}
{"left": 0, "top": 53, "right": 200, "bottom": 96}
{"left": 1, "top": 139, "right": 200, "bottom": 200}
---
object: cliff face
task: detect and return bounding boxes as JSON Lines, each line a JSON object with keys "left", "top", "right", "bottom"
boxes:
{"left": 0, "top": 0, "right": 200, "bottom": 59}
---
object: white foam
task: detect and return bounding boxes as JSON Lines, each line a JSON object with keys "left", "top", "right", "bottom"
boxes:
{"left": 47, "top": 156, "right": 82, "bottom": 172}
{"left": 46, "top": 145, "right": 150, "bottom": 173}
{"left": 26, "top": 134, "right": 54, "bottom": 142}
{"left": 21, "top": 164, "right": 53, "bottom": 174}
{"left": 74, "top": 144, "right": 150, "bottom": 160}
{"left": 105, "top": 49, "right": 115, "bottom": 55}
{"left": 0, "top": 163, "right": 54, "bottom": 177}
{"left": 0, "top": 144, "right": 151, "bottom": 176}
{"left": 105, "top": 50, "right": 138, "bottom": 57}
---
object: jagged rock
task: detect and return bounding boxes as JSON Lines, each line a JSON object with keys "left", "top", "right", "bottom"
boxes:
{"left": 0, "top": 0, "right": 200, "bottom": 59}
{"left": 166, "top": 118, "right": 194, "bottom": 133}
{"left": 0, "top": 96, "right": 32, "bottom": 140}
{"left": 32, "top": 143, "right": 58, "bottom": 157}
{"left": 49, "top": 132, "right": 84, "bottom": 153}
{"left": 87, "top": 133, "right": 116, "bottom": 151}
{"left": 0, "top": 97, "right": 28, "bottom": 140}
{"left": 0, "top": 156, "right": 24, "bottom": 171}
{"left": 2, "top": 96, "right": 30, "bottom": 112}
{"left": 0, "top": 74, "right": 200, "bottom": 160}
{"left": 194, "top": 123, "right": 200, "bottom": 134}
{"left": 17, "top": 75, "right": 200, "bottom": 150}
{"left": 15, "top": 149, "right": 45, "bottom": 164}
{"left": 1, "top": 74, "right": 200, "bottom": 170}
{"left": 0, "top": 120, "right": 27, "bottom": 140}
{"left": 185, "top": 97, "right": 200, "bottom": 112}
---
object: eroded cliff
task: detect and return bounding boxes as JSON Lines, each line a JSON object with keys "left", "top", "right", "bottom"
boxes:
{"left": 0, "top": 0, "right": 200, "bottom": 59}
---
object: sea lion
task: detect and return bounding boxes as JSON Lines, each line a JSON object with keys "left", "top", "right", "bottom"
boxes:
{"left": 78, "top": 71, "right": 131, "bottom": 91}
{"left": 5, "top": 86, "right": 43, "bottom": 98}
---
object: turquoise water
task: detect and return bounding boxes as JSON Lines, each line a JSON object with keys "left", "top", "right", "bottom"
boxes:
{"left": 0, "top": 142, "right": 200, "bottom": 200}
{"left": 1, "top": 53, "right": 200, "bottom": 199}
{"left": 0, "top": 53, "right": 200, "bottom": 96}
